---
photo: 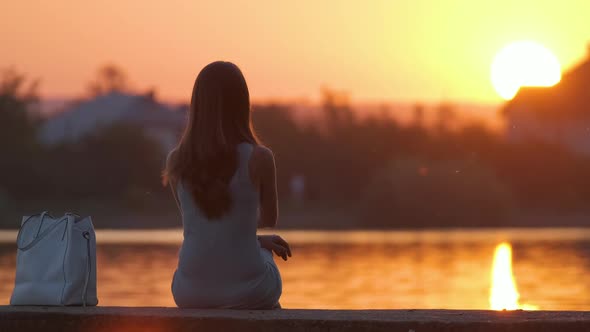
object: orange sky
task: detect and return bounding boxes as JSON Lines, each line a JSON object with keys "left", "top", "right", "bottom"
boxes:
{"left": 1, "top": 0, "right": 589, "bottom": 103}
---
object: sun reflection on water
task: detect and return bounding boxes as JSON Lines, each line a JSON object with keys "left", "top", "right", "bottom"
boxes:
{"left": 489, "top": 242, "right": 538, "bottom": 310}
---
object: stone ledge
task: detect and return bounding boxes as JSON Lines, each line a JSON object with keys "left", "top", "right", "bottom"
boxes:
{"left": 1, "top": 306, "right": 589, "bottom": 332}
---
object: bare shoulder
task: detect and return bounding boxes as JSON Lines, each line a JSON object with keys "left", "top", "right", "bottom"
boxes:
{"left": 249, "top": 145, "right": 276, "bottom": 178}
{"left": 252, "top": 145, "right": 275, "bottom": 164}
{"left": 166, "top": 148, "right": 178, "bottom": 167}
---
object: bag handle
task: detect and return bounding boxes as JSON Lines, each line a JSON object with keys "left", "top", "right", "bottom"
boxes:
{"left": 16, "top": 211, "right": 47, "bottom": 248}
{"left": 17, "top": 212, "right": 69, "bottom": 251}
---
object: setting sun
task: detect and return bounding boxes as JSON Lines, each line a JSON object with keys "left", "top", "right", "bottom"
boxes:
{"left": 491, "top": 41, "right": 562, "bottom": 100}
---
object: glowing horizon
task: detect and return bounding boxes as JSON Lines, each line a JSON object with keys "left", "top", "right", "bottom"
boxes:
{"left": 2, "top": 1, "right": 589, "bottom": 104}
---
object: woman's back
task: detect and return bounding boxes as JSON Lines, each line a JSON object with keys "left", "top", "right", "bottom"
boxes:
{"left": 165, "top": 61, "right": 288, "bottom": 309}
{"left": 171, "top": 143, "right": 282, "bottom": 309}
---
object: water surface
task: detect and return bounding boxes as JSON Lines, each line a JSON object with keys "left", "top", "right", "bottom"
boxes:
{"left": 1, "top": 228, "right": 588, "bottom": 309}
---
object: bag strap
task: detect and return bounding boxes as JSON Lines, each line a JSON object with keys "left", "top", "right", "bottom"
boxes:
{"left": 17, "top": 213, "right": 69, "bottom": 251}
{"left": 35, "top": 211, "right": 48, "bottom": 238}
{"left": 16, "top": 211, "right": 47, "bottom": 249}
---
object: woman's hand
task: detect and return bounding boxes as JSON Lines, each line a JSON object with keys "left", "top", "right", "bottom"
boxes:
{"left": 258, "top": 235, "right": 292, "bottom": 261}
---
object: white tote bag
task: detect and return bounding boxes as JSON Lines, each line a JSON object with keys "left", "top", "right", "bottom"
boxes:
{"left": 10, "top": 211, "right": 98, "bottom": 306}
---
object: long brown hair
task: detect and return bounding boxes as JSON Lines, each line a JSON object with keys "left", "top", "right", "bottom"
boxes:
{"left": 163, "top": 61, "right": 259, "bottom": 219}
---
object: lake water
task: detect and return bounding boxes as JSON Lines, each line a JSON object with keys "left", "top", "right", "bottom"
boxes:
{"left": 1, "top": 228, "right": 589, "bottom": 310}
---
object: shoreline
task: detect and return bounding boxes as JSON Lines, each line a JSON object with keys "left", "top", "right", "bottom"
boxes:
{"left": 1, "top": 227, "right": 589, "bottom": 245}
{"left": 1, "top": 307, "right": 589, "bottom": 332}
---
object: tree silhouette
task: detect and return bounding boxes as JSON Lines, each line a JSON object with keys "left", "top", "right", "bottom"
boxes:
{"left": 435, "top": 102, "right": 456, "bottom": 132}
{"left": 87, "top": 64, "right": 129, "bottom": 96}
{"left": 412, "top": 103, "right": 425, "bottom": 128}
{"left": 0, "top": 68, "right": 41, "bottom": 200}
{"left": 0, "top": 67, "right": 39, "bottom": 149}
{"left": 0, "top": 67, "right": 39, "bottom": 104}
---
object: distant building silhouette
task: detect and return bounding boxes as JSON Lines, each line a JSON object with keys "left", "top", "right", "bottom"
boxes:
{"left": 503, "top": 45, "right": 590, "bottom": 155}
{"left": 39, "top": 91, "right": 187, "bottom": 153}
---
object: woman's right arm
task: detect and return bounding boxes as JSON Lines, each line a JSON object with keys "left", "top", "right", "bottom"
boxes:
{"left": 251, "top": 145, "right": 278, "bottom": 228}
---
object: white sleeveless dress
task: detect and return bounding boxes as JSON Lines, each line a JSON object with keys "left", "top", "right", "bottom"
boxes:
{"left": 171, "top": 143, "right": 282, "bottom": 309}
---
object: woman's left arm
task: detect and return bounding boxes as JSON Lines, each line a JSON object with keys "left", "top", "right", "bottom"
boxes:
{"left": 251, "top": 146, "right": 278, "bottom": 228}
